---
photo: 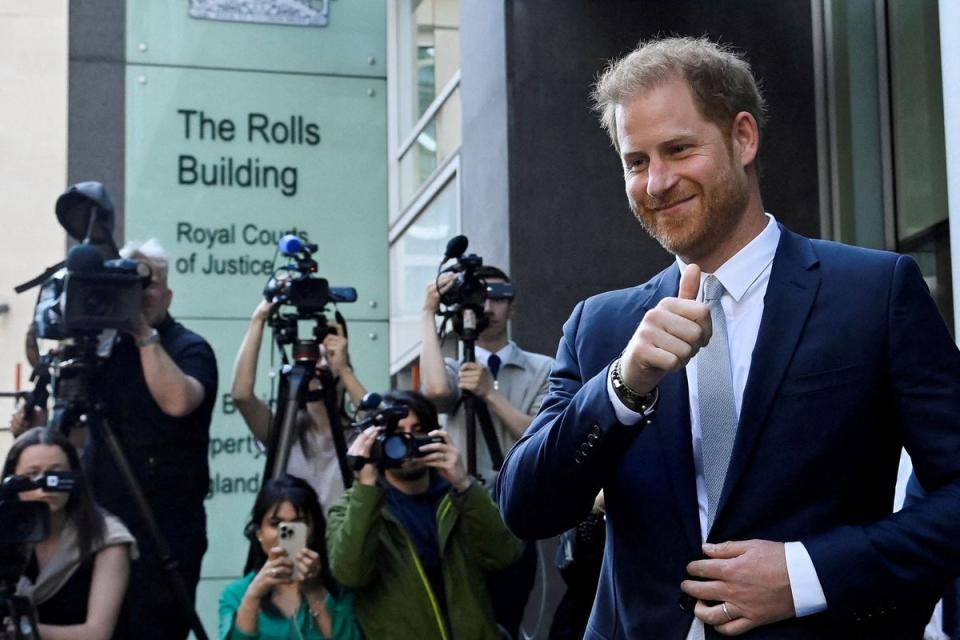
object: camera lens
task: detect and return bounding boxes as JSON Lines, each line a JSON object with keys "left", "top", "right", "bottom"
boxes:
{"left": 383, "top": 434, "right": 411, "bottom": 461}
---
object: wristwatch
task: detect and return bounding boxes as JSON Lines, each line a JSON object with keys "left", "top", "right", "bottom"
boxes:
{"left": 136, "top": 329, "right": 161, "bottom": 348}
{"left": 610, "top": 357, "right": 658, "bottom": 417}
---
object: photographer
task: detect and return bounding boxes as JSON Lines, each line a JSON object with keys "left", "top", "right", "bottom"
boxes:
{"left": 421, "top": 267, "right": 553, "bottom": 638}
{"left": 326, "top": 390, "right": 522, "bottom": 639}
{"left": 6, "top": 427, "right": 137, "bottom": 640}
{"left": 81, "top": 239, "right": 218, "bottom": 640}
{"left": 420, "top": 267, "right": 553, "bottom": 484}
{"left": 231, "top": 298, "right": 367, "bottom": 511}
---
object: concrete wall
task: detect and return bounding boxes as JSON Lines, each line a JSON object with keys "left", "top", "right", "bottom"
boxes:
{"left": 0, "top": 1, "right": 69, "bottom": 456}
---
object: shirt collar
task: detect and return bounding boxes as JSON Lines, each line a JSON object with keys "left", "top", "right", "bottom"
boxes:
{"left": 676, "top": 214, "right": 780, "bottom": 302}
{"left": 475, "top": 341, "right": 520, "bottom": 368}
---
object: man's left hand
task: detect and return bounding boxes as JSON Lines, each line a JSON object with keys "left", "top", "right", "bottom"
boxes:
{"left": 458, "top": 362, "right": 494, "bottom": 398}
{"left": 681, "top": 539, "right": 795, "bottom": 636}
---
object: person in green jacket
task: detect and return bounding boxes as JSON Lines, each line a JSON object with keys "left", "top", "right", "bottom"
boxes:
{"left": 219, "top": 474, "right": 363, "bottom": 640}
{"left": 327, "top": 391, "right": 523, "bottom": 640}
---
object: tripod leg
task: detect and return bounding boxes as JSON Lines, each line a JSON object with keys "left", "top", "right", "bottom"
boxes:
{"left": 267, "top": 364, "right": 312, "bottom": 480}
{"left": 319, "top": 372, "right": 353, "bottom": 490}
{"left": 95, "top": 417, "right": 210, "bottom": 640}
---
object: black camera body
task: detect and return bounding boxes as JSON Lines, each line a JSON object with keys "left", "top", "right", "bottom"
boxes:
{"left": 263, "top": 276, "right": 358, "bottom": 316}
{"left": 263, "top": 235, "right": 357, "bottom": 360}
{"left": 440, "top": 253, "right": 486, "bottom": 308}
{"left": 32, "top": 183, "right": 150, "bottom": 340}
{"left": 354, "top": 404, "right": 443, "bottom": 470}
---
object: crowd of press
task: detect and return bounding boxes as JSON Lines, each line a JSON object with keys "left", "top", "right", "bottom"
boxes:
{"left": 6, "top": 35, "right": 960, "bottom": 640}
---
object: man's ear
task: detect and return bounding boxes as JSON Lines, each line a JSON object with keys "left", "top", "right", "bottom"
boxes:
{"left": 731, "top": 111, "right": 759, "bottom": 168}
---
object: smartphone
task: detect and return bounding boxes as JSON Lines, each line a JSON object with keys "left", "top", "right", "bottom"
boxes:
{"left": 277, "top": 521, "right": 308, "bottom": 579}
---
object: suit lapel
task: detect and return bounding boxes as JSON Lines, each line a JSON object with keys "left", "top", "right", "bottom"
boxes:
{"left": 643, "top": 265, "right": 702, "bottom": 552}
{"left": 714, "top": 227, "right": 821, "bottom": 522}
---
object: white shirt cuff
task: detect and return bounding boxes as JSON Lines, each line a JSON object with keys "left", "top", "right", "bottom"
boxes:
{"left": 606, "top": 369, "right": 644, "bottom": 425}
{"left": 784, "top": 541, "right": 828, "bottom": 617}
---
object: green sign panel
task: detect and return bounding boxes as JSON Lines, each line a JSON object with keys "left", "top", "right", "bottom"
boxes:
{"left": 126, "top": 65, "right": 387, "bottom": 317}
{"left": 124, "top": 5, "right": 387, "bottom": 633}
{"left": 127, "top": 1, "right": 386, "bottom": 78}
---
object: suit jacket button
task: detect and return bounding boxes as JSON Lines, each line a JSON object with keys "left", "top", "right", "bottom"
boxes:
{"left": 679, "top": 593, "right": 695, "bottom": 611}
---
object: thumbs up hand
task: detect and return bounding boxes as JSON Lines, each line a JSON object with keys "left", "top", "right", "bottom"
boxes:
{"left": 619, "top": 264, "right": 712, "bottom": 394}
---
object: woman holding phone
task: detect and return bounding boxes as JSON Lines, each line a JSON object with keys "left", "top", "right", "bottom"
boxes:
{"left": 219, "top": 474, "right": 362, "bottom": 640}
{"left": 5, "top": 427, "right": 137, "bottom": 640}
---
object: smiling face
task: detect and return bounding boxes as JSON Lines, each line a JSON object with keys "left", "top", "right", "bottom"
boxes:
{"left": 15, "top": 444, "right": 71, "bottom": 514}
{"left": 617, "top": 78, "right": 755, "bottom": 270}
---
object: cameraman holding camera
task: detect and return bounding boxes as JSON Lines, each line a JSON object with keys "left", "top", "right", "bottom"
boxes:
{"left": 326, "top": 390, "right": 522, "bottom": 640}
{"left": 82, "top": 239, "right": 218, "bottom": 640}
{"left": 420, "top": 266, "right": 553, "bottom": 637}
{"left": 420, "top": 267, "right": 553, "bottom": 484}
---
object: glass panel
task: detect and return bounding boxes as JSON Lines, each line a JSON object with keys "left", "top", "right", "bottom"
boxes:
{"left": 390, "top": 178, "right": 458, "bottom": 364}
{"left": 888, "top": 0, "right": 952, "bottom": 336}
{"left": 825, "top": 0, "right": 886, "bottom": 249}
{"left": 399, "top": 0, "right": 460, "bottom": 135}
{"left": 398, "top": 87, "right": 461, "bottom": 205}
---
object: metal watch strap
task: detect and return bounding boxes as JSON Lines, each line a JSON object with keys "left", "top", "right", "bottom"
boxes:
{"left": 136, "top": 329, "right": 161, "bottom": 348}
{"left": 610, "top": 357, "right": 658, "bottom": 417}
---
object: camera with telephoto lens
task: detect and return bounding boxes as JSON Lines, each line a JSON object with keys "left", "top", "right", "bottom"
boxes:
{"left": 29, "top": 183, "right": 151, "bottom": 340}
{"left": 351, "top": 394, "right": 444, "bottom": 470}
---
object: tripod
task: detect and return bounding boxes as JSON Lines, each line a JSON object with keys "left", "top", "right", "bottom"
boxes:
{"left": 444, "top": 306, "right": 504, "bottom": 482}
{"left": 262, "top": 310, "right": 354, "bottom": 489}
{"left": 264, "top": 361, "right": 353, "bottom": 490}
{"left": 47, "top": 336, "right": 210, "bottom": 640}
{"left": 0, "top": 583, "right": 39, "bottom": 640}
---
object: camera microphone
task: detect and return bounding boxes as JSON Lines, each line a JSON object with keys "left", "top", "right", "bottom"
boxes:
{"left": 65, "top": 243, "right": 104, "bottom": 273}
{"left": 444, "top": 235, "right": 468, "bottom": 261}
{"left": 359, "top": 392, "right": 383, "bottom": 411}
{"left": 278, "top": 234, "right": 319, "bottom": 257}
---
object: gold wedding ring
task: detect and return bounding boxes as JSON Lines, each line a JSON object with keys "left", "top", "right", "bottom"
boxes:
{"left": 721, "top": 602, "right": 734, "bottom": 622}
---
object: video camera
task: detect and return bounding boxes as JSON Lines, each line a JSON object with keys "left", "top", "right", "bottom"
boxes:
{"left": 437, "top": 235, "right": 514, "bottom": 309}
{"left": 351, "top": 393, "right": 443, "bottom": 470}
{"left": 25, "top": 182, "right": 151, "bottom": 340}
{"left": 0, "top": 472, "right": 77, "bottom": 639}
{"left": 263, "top": 235, "right": 357, "bottom": 316}
{"left": 263, "top": 235, "right": 358, "bottom": 357}
{"left": 435, "top": 235, "right": 514, "bottom": 340}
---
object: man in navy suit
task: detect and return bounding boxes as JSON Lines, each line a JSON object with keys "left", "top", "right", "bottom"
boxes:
{"left": 497, "top": 36, "right": 960, "bottom": 638}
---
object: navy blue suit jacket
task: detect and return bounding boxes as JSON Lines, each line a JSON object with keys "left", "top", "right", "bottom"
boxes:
{"left": 498, "top": 226, "right": 960, "bottom": 639}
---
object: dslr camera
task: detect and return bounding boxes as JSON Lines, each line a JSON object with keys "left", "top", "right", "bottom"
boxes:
{"left": 351, "top": 395, "right": 443, "bottom": 470}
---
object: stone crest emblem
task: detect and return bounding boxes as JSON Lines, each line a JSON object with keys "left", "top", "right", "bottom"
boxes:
{"left": 189, "top": 0, "right": 330, "bottom": 27}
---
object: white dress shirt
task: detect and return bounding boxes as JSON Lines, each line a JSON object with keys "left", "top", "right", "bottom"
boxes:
{"left": 606, "top": 215, "right": 827, "bottom": 637}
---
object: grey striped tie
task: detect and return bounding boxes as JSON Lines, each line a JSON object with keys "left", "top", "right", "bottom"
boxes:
{"left": 698, "top": 275, "right": 738, "bottom": 531}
